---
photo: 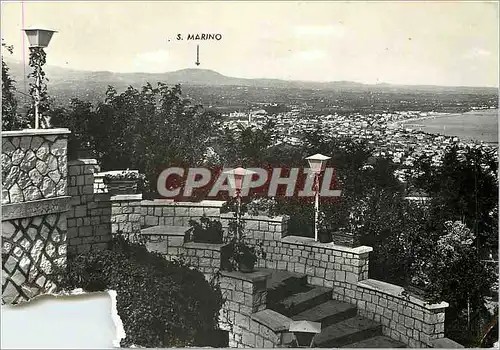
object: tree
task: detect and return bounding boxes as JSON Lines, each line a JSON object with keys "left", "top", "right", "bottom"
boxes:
{"left": 413, "top": 145, "right": 499, "bottom": 259}
{"left": 50, "top": 98, "right": 95, "bottom": 157}
{"left": 51, "top": 82, "right": 221, "bottom": 194}
{"left": 214, "top": 120, "right": 277, "bottom": 167}
{"left": 2, "top": 40, "right": 29, "bottom": 130}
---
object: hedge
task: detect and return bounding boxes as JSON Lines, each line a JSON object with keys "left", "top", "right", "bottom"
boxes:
{"left": 55, "top": 236, "right": 224, "bottom": 348}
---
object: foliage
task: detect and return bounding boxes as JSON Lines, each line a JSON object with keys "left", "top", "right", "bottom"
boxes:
{"left": 214, "top": 120, "right": 277, "bottom": 167}
{"left": 412, "top": 145, "right": 499, "bottom": 257}
{"left": 424, "top": 221, "right": 497, "bottom": 346}
{"left": 218, "top": 128, "right": 497, "bottom": 346}
{"left": 2, "top": 40, "right": 29, "bottom": 130}
{"left": 55, "top": 235, "right": 224, "bottom": 348}
{"left": 188, "top": 214, "right": 223, "bottom": 244}
{"left": 51, "top": 82, "right": 221, "bottom": 194}
{"left": 27, "top": 47, "right": 51, "bottom": 128}
{"left": 221, "top": 203, "right": 266, "bottom": 271}
{"left": 50, "top": 98, "right": 95, "bottom": 157}
{"left": 103, "top": 170, "right": 146, "bottom": 182}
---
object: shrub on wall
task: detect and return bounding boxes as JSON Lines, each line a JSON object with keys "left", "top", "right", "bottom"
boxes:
{"left": 55, "top": 236, "right": 224, "bottom": 348}
{"left": 187, "top": 215, "right": 223, "bottom": 244}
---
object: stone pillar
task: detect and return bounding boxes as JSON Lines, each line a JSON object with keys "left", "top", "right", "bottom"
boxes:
{"left": 67, "top": 159, "right": 111, "bottom": 254}
{"left": 219, "top": 270, "right": 272, "bottom": 347}
{"left": 2, "top": 128, "right": 71, "bottom": 304}
{"left": 110, "top": 194, "right": 143, "bottom": 239}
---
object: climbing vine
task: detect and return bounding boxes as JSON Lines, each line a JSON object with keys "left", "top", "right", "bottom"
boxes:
{"left": 27, "top": 47, "right": 51, "bottom": 128}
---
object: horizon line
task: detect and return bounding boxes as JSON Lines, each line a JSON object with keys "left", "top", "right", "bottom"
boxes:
{"left": 4, "top": 58, "right": 499, "bottom": 89}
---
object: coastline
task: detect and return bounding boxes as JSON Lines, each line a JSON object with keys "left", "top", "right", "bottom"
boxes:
{"left": 389, "top": 108, "right": 498, "bottom": 145}
{"left": 391, "top": 108, "right": 498, "bottom": 128}
{"left": 389, "top": 112, "right": 452, "bottom": 128}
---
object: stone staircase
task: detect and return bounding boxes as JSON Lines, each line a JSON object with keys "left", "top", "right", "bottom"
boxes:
{"left": 264, "top": 269, "right": 406, "bottom": 348}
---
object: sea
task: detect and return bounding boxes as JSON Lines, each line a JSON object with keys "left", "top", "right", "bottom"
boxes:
{"left": 400, "top": 108, "right": 499, "bottom": 145}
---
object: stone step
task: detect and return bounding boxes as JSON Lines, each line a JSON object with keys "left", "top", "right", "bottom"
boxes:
{"left": 140, "top": 225, "right": 190, "bottom": 237}
{"left": 291, "top": 300, "right": 357, "bottom": 328}
{"left": 341, "top": 335, "right": 407, "bottom": 348}
{"left": 264, "top": 269, "right": 308, "bottom": 304}
{"left": 314, "top": 316, "right": 383, "bottom": 348}
{"left": 264, "top": 269, "right": 308, "bottom": 291}
{"left": 271, "top": 286, "right": 332, "bottom": 316}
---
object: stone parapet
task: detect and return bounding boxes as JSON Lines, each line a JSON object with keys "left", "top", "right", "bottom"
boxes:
{"left": 67, "top": 159, "right": 111, "bottom": 254}
{"left": 141, "top": 199, "right": 225, "bottom": 227}
{"left": 2, "top": 128, "right": 70, "bottom": 304}
{"left": 110, "top": 194, "right": 142, "bottom": 238}
{"left": 355, "top": 279, "right": 448, "bottom": 348}
{"left": 219, "top": 270, "right": 273, "bottom": 347}
{"left": 2, "top": 128, "right": 70, "bottom": 205}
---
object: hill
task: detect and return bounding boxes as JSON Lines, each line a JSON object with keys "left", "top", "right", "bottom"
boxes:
{"left": 4, "top": 60, "right": 498, "bottom": 110}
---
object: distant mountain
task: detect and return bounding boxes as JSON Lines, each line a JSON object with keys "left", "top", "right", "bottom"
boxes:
{"left": 5, "top": 59, "right": 498, "bottom": 102}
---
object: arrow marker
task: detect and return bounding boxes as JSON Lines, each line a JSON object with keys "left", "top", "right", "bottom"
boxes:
{"left": 195, "top": 44, "right": 200, "bottom": 66}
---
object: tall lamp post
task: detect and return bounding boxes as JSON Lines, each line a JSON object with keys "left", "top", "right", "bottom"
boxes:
{"left": 22, "top": 28, "right": 57, "bottom": 129}
{"left": 223, "top": 167, "right": 256, "bottom": 239}
{"left": 305, "top": 154, "right": 331, "bottom": 242}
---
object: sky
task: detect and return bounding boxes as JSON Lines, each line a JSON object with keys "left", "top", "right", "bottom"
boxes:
{"left": 1, "top": 1, "right": 499, "bottom": 87}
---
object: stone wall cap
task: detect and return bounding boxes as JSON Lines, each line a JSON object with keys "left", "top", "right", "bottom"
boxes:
{"left": 110, "top": 194, "right": 143, "bottom": 201}
{"left": 68, "top": 159, "right": 98, "bottom": 165}
{"left": 251, "top": 309, "right": 292, "bottom": 333}
{"left": 220, "top": 212, "right": 287, "bottom": 223}
{"left": 2, "top": 128, "right": 71, "bottom": 137}
{"left": 183, "top": 242, "right": 228, "bottom": 250}
{"left": 140, "top": 225, "right": 190, "bottom": 236}
{"left": 141, "top": 199, "right": 225, "bottom": 208}
{"left": 281, "top": 235, "right": 373, "bottom": 255}
{"left": 357, "top": 279, "right": 449, "bottom": 310}
{"left": 2, "top": 196, "right": 71, "bottom": 221}
{"left": 220, "top": 269, "right": 272, "bottom": 283}
{"left": 95, "top": 170, "right": 139, "bottom": 176}
{"left": 431, "top": 338, "right": 464, "bottom": 348}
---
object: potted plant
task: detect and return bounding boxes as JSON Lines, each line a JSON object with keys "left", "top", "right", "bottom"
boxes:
{"left": 103, "top": 170, "right": 145, "bottom": 195}
{"left": 318, "top": 228, "right": 333, "bottom": 243}
{"left": 187, "top": 215, "right": 223, "bottom": 244}
{"left": 318, "top": 212, "right": 333, "bottom": 243}
{"left": 223, "top": 214, "right": 266, "bottom": 273}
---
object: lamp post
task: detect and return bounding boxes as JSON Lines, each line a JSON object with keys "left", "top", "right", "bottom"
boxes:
{"left": 223, "top": 167, "right": 256, "bottom": 239}
{"left": 305, "top": 153, "right": 331, "bottom": 242}
{"left": 22, "top": 28, "right": 57, "bottom": 129}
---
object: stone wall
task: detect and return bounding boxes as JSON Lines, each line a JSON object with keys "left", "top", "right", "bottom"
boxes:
{"left": 212, "top": 212, "right": 449, "bottom": 347}
{"left": 2, "top": 129, "right": 71, "bottom": 304}
{"left": 2, "top": 129, "right": 68, "bottom": 204}
{"left": 184, "top": 242, "right": 225, "bottom": 278}
{"left": 67, "top": 159, "right": 112, "bottom": 254}
{"left": 139, "top": 208, "right": 449, "bottom": 348}
{"left": 110, "top": 194, "right": 142, "bottom": 238}
{"left": 219, "top": 270, "right": 280, "bottom": 348}
{"left": 141, "top": 199, "right": 224, "bottom": 227}
{"left": 67, "top": 161, "right": 145, "bottom": 254}
{"left": 356, "top": 279, "right": 448, "bottom": 348}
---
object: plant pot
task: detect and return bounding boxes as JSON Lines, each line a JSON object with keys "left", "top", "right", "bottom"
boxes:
{"left": 238, "top": 260, "right": 255, "bottom": 273}
{"left": 105, "top": 180, "right": 138, "bottom": 195}
{"left": 318, "top": 231, "right": 332, "bottom": 243}
{"left": 406, "top": 284, "right": 427, "bottom": 298}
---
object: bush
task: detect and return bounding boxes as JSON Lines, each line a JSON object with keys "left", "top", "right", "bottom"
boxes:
{"left": 187, "top": 215, "right": 223, "bottom": 244}
{"left": 56, "top": 236, "right": 224, "bottom": 348}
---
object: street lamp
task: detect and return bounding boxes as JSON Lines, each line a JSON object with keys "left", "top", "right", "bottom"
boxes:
{"left": 305, "top": 153, "right": 331, "bottom": 242}
{"left": 22, "top": 28, "right": 57, "bottom": 129}
{"left": 289, "top": 320, "right": 321, "bottom": 348}
{"left": 223, "top": 167, "right": 256, "bottom": 239}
